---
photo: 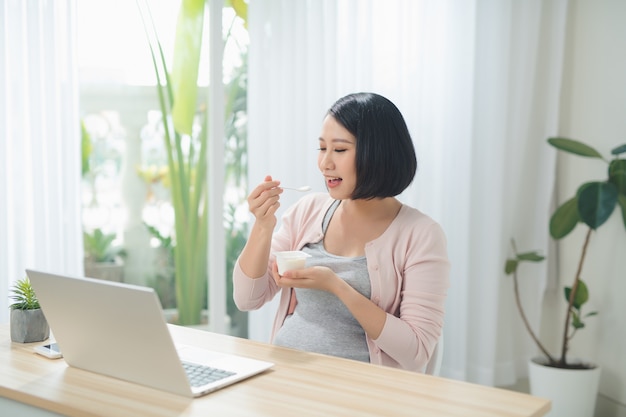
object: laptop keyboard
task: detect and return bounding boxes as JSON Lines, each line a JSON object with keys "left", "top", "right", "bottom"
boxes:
{"left": 182, "top": 361, "right": 236, "bottom": 387}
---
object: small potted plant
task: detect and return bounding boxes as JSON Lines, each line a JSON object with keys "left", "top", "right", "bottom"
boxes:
{"left": 505, "top": 138, "right": 626, "bottom": 417}
{"left": 9, "top": 277, "right": 50, "bottom": 343}
{"left": 83, "top": 228, "right": 127, "bottom": 282}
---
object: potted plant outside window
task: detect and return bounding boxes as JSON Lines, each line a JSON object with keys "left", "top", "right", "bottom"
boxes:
{"left": 84, "top": 228, "right": 127, "bottom": 282}
{"left": 505, "top": 138, "right": 626, "bottom": 417}
{"left": 9, "top": 277, "right": 50, "bottom": 343}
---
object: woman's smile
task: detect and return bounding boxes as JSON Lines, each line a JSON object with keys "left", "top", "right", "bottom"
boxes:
{"left": 326, "top": 177, "right": 343, "bottom": 188}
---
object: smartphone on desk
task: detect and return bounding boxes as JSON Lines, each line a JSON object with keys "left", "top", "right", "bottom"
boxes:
{"left": 34, "top": 342, "right": 63, "bottom": 359}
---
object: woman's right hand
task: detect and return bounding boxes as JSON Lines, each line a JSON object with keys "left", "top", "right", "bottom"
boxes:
{"left": 247, "top": 175, "right": 283, "bottom": 230}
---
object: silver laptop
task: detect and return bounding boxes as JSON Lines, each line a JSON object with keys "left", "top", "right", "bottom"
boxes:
{"left": 26, "top": 269, "right": 273, "bottom": 398}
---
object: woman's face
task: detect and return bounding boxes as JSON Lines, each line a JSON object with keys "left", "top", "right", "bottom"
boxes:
{"left": 318, "top": 115, "right": 357, "bottom": 199}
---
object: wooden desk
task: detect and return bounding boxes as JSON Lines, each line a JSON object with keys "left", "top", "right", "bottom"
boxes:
{"left": 0, "top": 324, "right": 550, "bottom": 417}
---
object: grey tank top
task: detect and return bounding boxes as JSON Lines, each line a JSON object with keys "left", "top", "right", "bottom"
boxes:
{"left": 273, "top": 200, "right": 372, "bottom": 362}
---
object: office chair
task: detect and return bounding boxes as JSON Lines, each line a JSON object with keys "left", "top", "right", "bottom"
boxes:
{"left": 424, "top": 334, "right": 444, "bottom": 376}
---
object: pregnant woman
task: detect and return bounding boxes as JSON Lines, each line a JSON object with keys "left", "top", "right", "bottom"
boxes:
{"left": 233, "top": 92, "right": 450, "bottom": 372}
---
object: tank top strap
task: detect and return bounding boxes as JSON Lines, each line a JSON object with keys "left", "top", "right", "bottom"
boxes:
{"left": 322, "top": 200, "right": 341, "bottom": 234}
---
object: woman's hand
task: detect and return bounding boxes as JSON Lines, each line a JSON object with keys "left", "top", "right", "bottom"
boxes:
{"left": 272, "top": 263, "right": 344, "bottom": 295}
{"left": 247, "top": 175, "right": 283, "bottom": 230}
{"left": 237, "top": 175, "right": 283, "bottom": 279}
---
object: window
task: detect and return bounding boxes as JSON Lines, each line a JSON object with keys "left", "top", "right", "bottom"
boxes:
{"left": 78, "top": 0, "right": 249, "bottom": 336}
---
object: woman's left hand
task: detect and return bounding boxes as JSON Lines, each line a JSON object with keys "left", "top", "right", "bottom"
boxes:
{"left": 271, "top": 263, "right": 341, "bottom": 294}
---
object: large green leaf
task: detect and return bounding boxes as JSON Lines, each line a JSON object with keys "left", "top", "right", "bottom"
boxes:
{"left": 229, "top": 0, "right": 248, "bottom": 26}
{"left": 618, "top": 194, "right": 626, "bottom": 230}
{"left": 547, "top": 137, "right": 604, "bottom": 158}
{"left": 564, "top": 279, "right": 589, "bottom": 310}
{"left": 550, "top": 197, "right": 580, "bottom": 239}
{"left": 611, "top": 144, "right": 626, "bottom": 156}
{"left": 609, "top": 159, "right": 626, "bottom": 195}
{"left": 577, "top": 182, "right": 618, "bottom": 229}
{"left": 171, "top": 0, "right": 206, "bottom": 136}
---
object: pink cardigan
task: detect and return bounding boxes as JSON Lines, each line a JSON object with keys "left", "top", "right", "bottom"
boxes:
{"left": 233, "top": 193, "right": 450, "bottom": 372}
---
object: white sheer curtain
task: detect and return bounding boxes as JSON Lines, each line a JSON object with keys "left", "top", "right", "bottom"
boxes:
{"left": 247, "top": 0, "right": 567, "bottom": 386}
{"left": 0, "top": 0, "right": 82, "bottom": 323}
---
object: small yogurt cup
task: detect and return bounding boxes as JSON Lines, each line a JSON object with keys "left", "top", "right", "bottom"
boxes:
{"left": 274, "top": 251, "right": 311, "bottom": 275}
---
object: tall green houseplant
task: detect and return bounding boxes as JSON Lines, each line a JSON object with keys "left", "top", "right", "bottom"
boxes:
{"left": 139, "top": 0, "right": 249, "bottom": 326}
{"left": 547, "top": 138, "right": 626, "bottom": 366}
{"left": 506, "top": 138, "right": 626, "bottom": 368}
{"left": 139, "top": 0, "right": 209, "bottom": 325}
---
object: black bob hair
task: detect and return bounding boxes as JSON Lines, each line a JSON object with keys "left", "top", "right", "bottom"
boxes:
{"left": 327, "top": 92, "right": 417, "bottom": 200}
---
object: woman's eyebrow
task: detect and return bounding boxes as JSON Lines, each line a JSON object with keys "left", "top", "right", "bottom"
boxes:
{"left": 318, "top": 137, "right": 354, "bottom": 144}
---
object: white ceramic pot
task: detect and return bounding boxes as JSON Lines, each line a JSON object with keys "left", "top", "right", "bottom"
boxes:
{"left": 528, "top": 357, "right": 601, "bottom": 417}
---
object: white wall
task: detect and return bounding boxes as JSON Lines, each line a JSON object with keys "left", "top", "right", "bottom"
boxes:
{"left": 542, "top": 1, "right": 626, "bottom": 416}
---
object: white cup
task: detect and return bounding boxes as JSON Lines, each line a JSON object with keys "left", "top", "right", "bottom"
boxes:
{"left": 274, "top": 251, "right": 311, "bottom": 275}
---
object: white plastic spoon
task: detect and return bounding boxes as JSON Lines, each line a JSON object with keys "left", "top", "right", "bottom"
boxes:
{"left": 281, "top": 185, "right": 312, "bottom": 192}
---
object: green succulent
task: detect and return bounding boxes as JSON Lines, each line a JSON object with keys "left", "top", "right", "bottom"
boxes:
{"left": 9, "top": 277, "right": 41, "bottom": 310}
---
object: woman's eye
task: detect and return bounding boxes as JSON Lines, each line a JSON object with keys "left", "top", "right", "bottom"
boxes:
{"left": 318, "top": 147, "right": 346, "bottom": 153}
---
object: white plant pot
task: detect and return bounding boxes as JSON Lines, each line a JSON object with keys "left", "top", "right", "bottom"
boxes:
{"left": 528, "top": 357, "right": 601, "bottom": 417}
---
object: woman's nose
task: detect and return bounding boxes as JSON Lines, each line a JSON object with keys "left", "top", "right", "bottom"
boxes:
{"left": 320, "top": 151, "right": 334, "bottom": 169}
